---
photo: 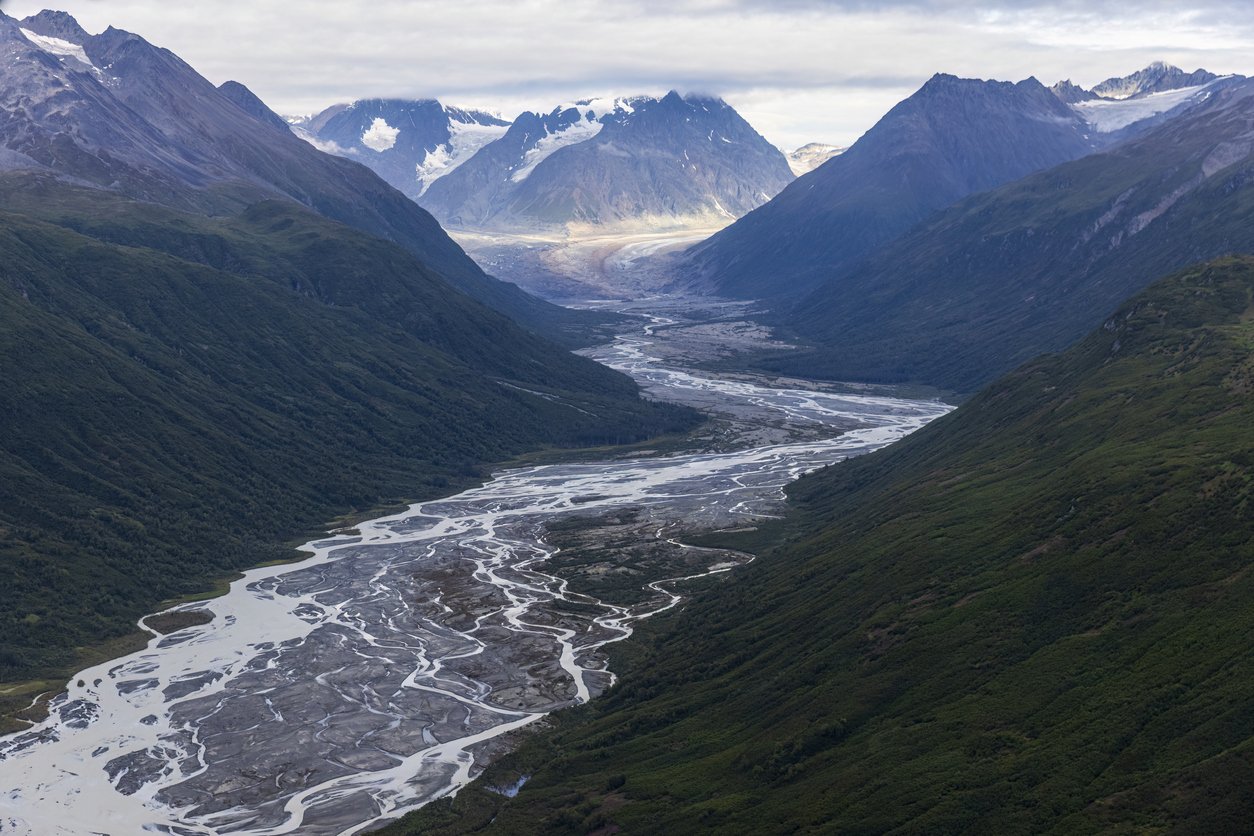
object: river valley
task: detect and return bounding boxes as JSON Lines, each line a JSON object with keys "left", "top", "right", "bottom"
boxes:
{"left": 0, "top": 303, "right": 950, "bottom": 836}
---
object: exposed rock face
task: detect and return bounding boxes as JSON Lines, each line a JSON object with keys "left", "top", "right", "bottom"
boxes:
{"left": 299, "top": 99, "right": 510, "bottom": 199}
{"left": 218, "top": 80, "right": 292, "bottom": 133}
{"left": 420, "top": 92, "right": 795, "bottom": 233}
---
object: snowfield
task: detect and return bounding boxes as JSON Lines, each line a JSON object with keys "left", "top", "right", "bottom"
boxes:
{"left": 1071, "top": 80, "right": 1228, "bottom": 132}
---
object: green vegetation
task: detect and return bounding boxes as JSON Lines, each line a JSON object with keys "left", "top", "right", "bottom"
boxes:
{"left": 379, "top": 257, "right": 1254, "bottom": 834}
{"left": 0, "top": 182, "right": 697, "bottom": 718}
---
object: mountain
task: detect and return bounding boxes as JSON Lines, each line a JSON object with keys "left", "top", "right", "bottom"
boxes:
{"left": 682, "top": 74, "right": 1104, "bottom": 299}
{"left": 3, "top": 10, "right": 603, "bottom": 342}
{"left": 297, "top": 98, "right": 510, "bottom": 200}
{"left": 419, "top": 92, "right": 795, "bottom": 233}
{"left": 785, "top": 142, "right": 845, "bottom": 175}
{"left": 1092, "top": 61, "right": 1218, "bottom": 99}
{"left": 380, "top": 257, "right": 1254, "bottom": 835}
{"left": 761, "top": 76, "right": 1254, "bottom": 392}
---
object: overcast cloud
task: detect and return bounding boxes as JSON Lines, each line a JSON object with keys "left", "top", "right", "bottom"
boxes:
{"left": 6, "top": 0, "right": 1252, "bottom": 149}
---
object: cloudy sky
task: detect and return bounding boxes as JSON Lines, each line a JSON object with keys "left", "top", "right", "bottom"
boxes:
{"left": 6, "top": 0, "right": 1252, "bottom": 149}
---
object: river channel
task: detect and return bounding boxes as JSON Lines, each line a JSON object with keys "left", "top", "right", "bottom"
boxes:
{"left": 0, "top": 311, "right": 950, "bottom": 835}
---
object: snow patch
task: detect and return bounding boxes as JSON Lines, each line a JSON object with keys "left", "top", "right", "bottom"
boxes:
{"left": 20, "top": 28, "right": 95, "bottom": 70}
{"left": 568, "top": 96, "right": 635, "bottom": 119}
{"left": 507, "top": 96, "right": 644, "bottom": 183}
{"left": 511, "top": 113, "right": 604, "bottom": 183}
{"left": 416, "top": 118, "right": 508, "bottom": 194}
{"left": 361, "top": 117, "right": 399, "bottom": 152}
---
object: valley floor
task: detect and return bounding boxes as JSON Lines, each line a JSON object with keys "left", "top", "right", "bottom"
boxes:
{"left": 0, "top": 288, "right": 948, "bottom": 835}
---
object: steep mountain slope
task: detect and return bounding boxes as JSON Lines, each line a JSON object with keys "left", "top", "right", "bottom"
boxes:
{"left": 383, "top": 257, "right": 1254, "bottom": 835}
{"left": 767, "top": 77, "right": 1254, "bottom": 392}
{"left": 0, "top": 179, "right": 696, "bottom": 711}
{"left": 4, "top": 10, "right": 601, "bottom": 340}
{"left": 299, "top": 98, "right": 509, "bottom": 200}
{"left": 683, "top": 75, "right": 1102, "bottom": 298}
{"left": 421, "top": 92, "right": 794, "bottom": 232}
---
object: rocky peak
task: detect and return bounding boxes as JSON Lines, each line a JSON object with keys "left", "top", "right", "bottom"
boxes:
{"left": 19, "top": 9, "right": 90, "bottom": 44}
{"left": 1050, "top": 79, "right": 1097, "bottom": 104}
{"left": 1091, "top": 62, "right": 1218, "bottom": 100}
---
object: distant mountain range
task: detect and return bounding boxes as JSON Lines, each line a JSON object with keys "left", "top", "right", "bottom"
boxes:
{"left": 299, "top": 92, "right": 795, "bottom": 234}
{"left": 682, "top": 63, "right": 1239, "bottom": 305}
{"left": 290, "top": 100, "right": 510, "bottom": 200}
{"left": 1091, "top": 61, "right": 1219, "bottom": 99}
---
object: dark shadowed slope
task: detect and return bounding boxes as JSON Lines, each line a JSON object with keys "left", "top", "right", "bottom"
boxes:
{"left": 682, "top": 75, "right": 1100, "bottom": 299}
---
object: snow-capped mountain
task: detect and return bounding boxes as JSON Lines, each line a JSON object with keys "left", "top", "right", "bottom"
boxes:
{"left": 1070, "top": 82, "right": 1228, "bottom": 134}
{"left": 786, "top": 143, "right": 845, "bottom": 175}
{"left": 297, "top": 99, "right": 510, "bottom": 199}
{"left": 0, "top": 8, "right": 579, "bottom": 332}
{"left": 420, "top": 92, "right": 795, "bottom": 233}
{"left": 1050, "top": 64, "right": 1238, "bottom": 135}
{"left": 1091, "top": 62, "right": 1218, "bottom": 100}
